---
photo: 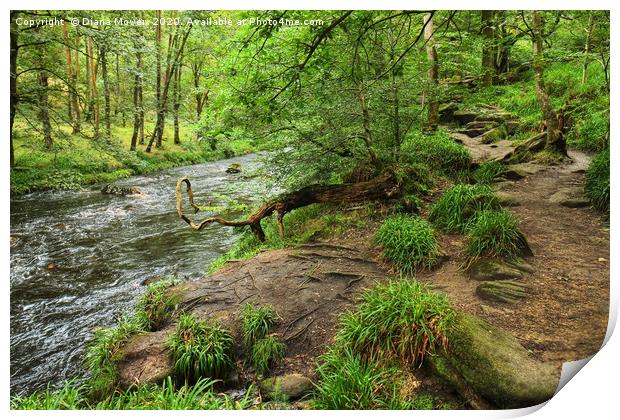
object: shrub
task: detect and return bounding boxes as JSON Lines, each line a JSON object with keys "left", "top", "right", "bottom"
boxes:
{"left": 473, "top": 161, "right": 505, "bottom": 184}
{"left": 240, "top": 304, "right": 278, "bottom": 347}
{"left": 585, "top": 149, "right": 610, "bottom": 213}
{"left": 335, "top": 279, "right": 455, "bottom": 366}
{"left": 429, "top": 184, "right": 500, "bottom": 232}
{"left": 375, "top": 215, "right": 441, "bottom": 274}
{"left": 167, "top": 314, "right": 234, "bottom": 382}
{"left": 250, "top": 335, "right": 286, "bottom": 376}
{"left": 402, "top": 129, "right": 472, "bottom": 176}
{"left": 464, "top": 210, "right": 528, "bottom": 260}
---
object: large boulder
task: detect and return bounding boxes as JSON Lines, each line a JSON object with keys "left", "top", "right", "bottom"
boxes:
{"left": 428, "top": 314, "right": 560, "bottom": 408}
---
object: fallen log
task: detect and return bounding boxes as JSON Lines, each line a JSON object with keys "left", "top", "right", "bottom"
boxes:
{"left": 176, "top": 172, "right": 401, "bottom": 241}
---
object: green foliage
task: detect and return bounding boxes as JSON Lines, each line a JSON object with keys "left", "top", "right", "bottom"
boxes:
{"left": 250, "top": 335, "right": 286, "bottom": 376}
{"left": 335, "top": 279, "right": 455, "bottom": 366}
{"left": 473, "top": 161, "right": 505, "bottom": 184}
{"left": 11, "top": 381, "right": 87, "bottom": 410}
{"left": 134, "top": 277, "right": 180, "bottom": 331}
{"left": 585, "top": 149, "right": 610, "bottom": 213}
{"left": 429, "top": 184, "right": 500, "bottom": 232}
{"left": 313, "top": 347, "right": 409, "bottom": 410}
{"left": 167, "top": 314, "right": 234, "bottom": 382}
{"left": 240, "top": 303, "right": 277, "bottom": 347}
{"left": 83, "top": 315, "right": 146, "bottom": 397}
{"left": 11, "top": 377, "right": 256, "bottom": 410}
{"left": 375, "top": 215, "right": 441, "bottom": 274}
{"left": 464, "top": 210, "right": 527, "bottom": 260}
{"left": 402, "top": 129, "right": 472, "bottom": 176}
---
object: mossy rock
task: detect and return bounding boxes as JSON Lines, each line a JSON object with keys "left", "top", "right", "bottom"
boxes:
{"left": 476, "top": 280, "right": 527, "bottom": 303}
{"left": 467, "top": 258, "right": 524, "bottom": 281}
{"left": 259, "top": 374, "right": 314, "bottom": 401}
{"left": 453, "top": 110, "right": 479, "bottom": 125}
{"left": 428, "top": 314, "right": 560, "bottom": 408}
{"left": 477, "top": 126, "right": 508, "bottom": 144}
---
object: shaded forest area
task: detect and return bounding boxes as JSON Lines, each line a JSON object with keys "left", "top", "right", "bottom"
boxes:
{"left": 10, "top": 9, "right": 611, "bottom": 411}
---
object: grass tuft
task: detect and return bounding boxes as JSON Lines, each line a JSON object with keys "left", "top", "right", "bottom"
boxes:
{"left": 135, "top": 277, "right": 180, "bottom": 331}
{"left": 375, "top": 215, "right": 441, "bottom": 274}
{"left": 335, "top": 278, "right": 455, "bottom": 366}
{"left": 473, "top": 161, "right": 505, "bottom": 184}
{"left": 585, "top": 149, "right": 610, "bottom": 213}
{"left": 167, "top": 314, "right": 234, "bottom": 383}
{"left": 429, "top": 184, "right": 500, "bottom": 232}
{"left": 240, "top": 303, "right": 278, "bottom": 347}
{"left": 402, "top": 129, "right": 472, "bottom": 176}
{"left": 250, "top": 335, "right": 286, "bottom": 376}
{"left": 464, "top": 210, "right": 528, "bottom": 260}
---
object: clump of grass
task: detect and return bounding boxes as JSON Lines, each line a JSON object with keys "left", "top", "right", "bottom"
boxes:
{"left": 313, "top": 347, "right": 408, "bottom": 410}
{"left": 375, "top": 215, "right": 441, "bottom": 274}
{"left": 240, "top": 303, "right": 277, "bottom": 347}
{"left": 585, "top": 149, "right": 610, "bottom": 213}
{"left": 11, "top": 381, "right": 87, "bottom": 410}
{"left": 429, "top": 184, "right": 500, "bottom": 232}
{"left": 251, "top": 335, "right": 286, "bottom": 376}
{"left": 402, "top": 129, "right": 472, "bottom": 176}
{"left": 335, "top": 279, "right": 455, "bottom": 366}
{"left": 167, "top": 314, "right": 234, "bottom": 382}
{"left": 83, "top": 315, "right": 146, "bottom": 397}
{"left": 135, "top": 277, "right": 180, "bottom": 331}
{"left": 473, "top": 161, "right": 505, "bottom": 184}
{"left": 464, "top": 210, "right": 528, "bottom": 260}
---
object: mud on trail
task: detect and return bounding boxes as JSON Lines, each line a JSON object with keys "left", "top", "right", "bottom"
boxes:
{"left": 118, "top": 150, "right": 609, "bottom": 396}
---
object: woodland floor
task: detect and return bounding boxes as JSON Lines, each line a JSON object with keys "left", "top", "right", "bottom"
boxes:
{"left": 120, "top": 143, "right": 610, "bottom": 405}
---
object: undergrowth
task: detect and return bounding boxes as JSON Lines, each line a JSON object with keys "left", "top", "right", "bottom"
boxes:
{"left": 473, "top": 161, "right": 506, "bottom": 184}
{"left": 464, "top": 210, "right": 528, "bottom": 261}
{"left": 585, "top": 148, "right": 610, "bottom": 213}
{"left": 402, "top": 128, "right": 472, "bottom": 176}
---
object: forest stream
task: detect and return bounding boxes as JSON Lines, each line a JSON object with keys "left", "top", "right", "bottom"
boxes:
{"left": 10, "top": 153, "right": 273, "bottom": 395}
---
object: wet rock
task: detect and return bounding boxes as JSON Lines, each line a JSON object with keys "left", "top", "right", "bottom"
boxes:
{"left": 428, "top": 314, "right": 560, "bottom": 408}
{"left": 476, "top": 280, "right": 527, "bottom": 304}
{"left": 467, "top": 258, "right": 524, "bottom": 281}
{"left": 101, "top": 184, "right": 142, "bottom": 196}
{"left": 141, "top": 275, "right": 163, "bottom": 286}
{"left": 117, "top": 329, "right": 174, "bottom": 389}
{"left": 46, "top": 263, "right": 57, "bottom": 271}
{"left": 259, "top": 374, "right": 314, "bottom": 401}
{"left": 225, "top": 163, "right": 242, "bottom": 174}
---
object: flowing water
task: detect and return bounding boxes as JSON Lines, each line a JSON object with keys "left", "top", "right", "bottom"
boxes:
{"left": 10, "top": 154, "right": 274, "bottom": 396}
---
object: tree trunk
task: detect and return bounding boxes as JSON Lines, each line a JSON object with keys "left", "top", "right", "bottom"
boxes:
{"left": 146, "top": 12, "right": 163, "bottom": 153}
{"left": 582, "top": 12, "right": 595, "bottom": 84}
{"left": 173, "top": 53, "right": 182, "bottom": 144}
{"left": 423, "top": 13, "right": 439, "bottom": 129}
{"left": 130, "top": 52, "right": 142, "bottom": 151}
{"left": 531, "top": 11, "right": 566, "bottom": 156}
{"left": 85, "top": 38, "right": 92, "bottom": 122}
{"left": 100, "top": 46, "right": 111, "bottom": 142}
{"left": 138, "top": 82, "right": 145, "bottom": 145}
{"left": 481, "top": 10, "right": 496, "bottom": 86}
{"left": 72, "top": 37, "right": 81, "bottom": 133}
{"left": 61, "top": 21, "right": 74, "bottom": 126}
{"left": 37, "top": 70, "right": 53, "bottom": 149}
{"left": 10, "top": 16, "right": 18, "bottom": 169}
{"left": 176, "top": 172, "right": 401, "bottom": 242}
{"left": 88, "top": 37, "right": 99, "bottom": 137}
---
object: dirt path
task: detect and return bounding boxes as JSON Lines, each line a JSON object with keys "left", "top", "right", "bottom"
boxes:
{"left": 415, "top": 149, "right": 609, "bottom": 365}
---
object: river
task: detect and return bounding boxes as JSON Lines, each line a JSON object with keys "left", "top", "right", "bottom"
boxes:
{"left": 10, "top": 154, "right": 274, "bottom": 395}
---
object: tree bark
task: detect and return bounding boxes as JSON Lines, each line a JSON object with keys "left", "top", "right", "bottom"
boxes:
{"left": 481, "top": 11, "right": 496, "bottom": 86}
{"left": 423, "top": 13, "right": 439, "bottom": 129}
{"left": 10, "top": 15, "right": 18, "bottom": 169}
{"left": 173, "top": 52, "right": 182, "bottom": 144}
{"left": 531, "top": 11, "right": 567, "bottom": 156}
{"left": 176, "top": 173, "right": 400, "bottom": 241}
{"left": 72, "top": 37, "right": 81, "bottom": 133}
{"left": 130, "top": 51, "right": 142, "bottom": 151}
{"left": 88, "top": 37, "right": 99, "bottom": 137}
{"left": 100, "top": 46, "right": 111, "bottom": 142}
{"left": 61, "top": 20, "right": 74, "bottom": 126}
{"left": 581, "top": 12, "right": 595, "bottom": 84}
{"left": 37, "top": 70, "right": 53, "bottom": 149}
